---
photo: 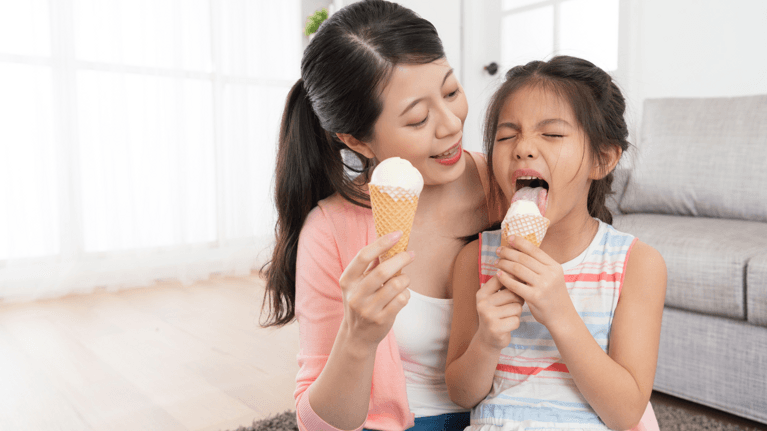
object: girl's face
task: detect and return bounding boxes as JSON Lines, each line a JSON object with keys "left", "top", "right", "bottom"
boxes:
{"left": 492, "top": 85, "right": 599, "bottom": 224}
{"left": 365, "top": 59, "right": 468, "bottom": 186}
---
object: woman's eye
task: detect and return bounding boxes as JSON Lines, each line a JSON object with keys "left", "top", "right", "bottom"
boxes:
{"left": 543, "top": 134, "right": 564, "bottom": 138}
{"left": 408, "top": 114, "right": 429, "bottom": 128}
{"left": 446, "top": 88, "right": 460, "bottom": 99}
{"left": 497, "top": 135, "right": 516, "bottom": 142}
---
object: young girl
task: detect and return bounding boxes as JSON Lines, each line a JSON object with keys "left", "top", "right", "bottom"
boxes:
{"left": 445, "top": 56, "right": 667, "bottom": 430}
{"left": 261, "top": 1, "right": 502, "bottom": 430}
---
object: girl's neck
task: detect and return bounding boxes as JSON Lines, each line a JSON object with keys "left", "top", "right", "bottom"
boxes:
{"left": 540, "top": 206, "right": 599, "bottom": 265}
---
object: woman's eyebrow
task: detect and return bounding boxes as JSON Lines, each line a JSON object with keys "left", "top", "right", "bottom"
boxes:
{"left": 442, "top": 68, "right": 454, "bottom": 86}
{"left": 399, "top": 68, "right": 456, "bottom": 117}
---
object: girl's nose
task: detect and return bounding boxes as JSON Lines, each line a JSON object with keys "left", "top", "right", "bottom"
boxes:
{"left": 435, "top": 102, "right": 462, "bottom": 139}
{"left": 513, "top": 136, "right": 538, "bottom": 159}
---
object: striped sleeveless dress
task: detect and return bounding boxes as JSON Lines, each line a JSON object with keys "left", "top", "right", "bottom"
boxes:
{"left": 471, "top": 220, "right": 658, "bottom": 431}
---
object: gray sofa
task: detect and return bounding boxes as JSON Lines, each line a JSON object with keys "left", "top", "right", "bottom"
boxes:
{"left": 608, "top": 94, "right": 767, "bottom": 425}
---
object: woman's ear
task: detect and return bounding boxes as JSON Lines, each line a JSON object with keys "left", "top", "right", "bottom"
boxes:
{"left": 336, "top": 133, "right": 375, "bottom": 159}
{"left": 589, "top": 145, "right": 622, "bottom": 180}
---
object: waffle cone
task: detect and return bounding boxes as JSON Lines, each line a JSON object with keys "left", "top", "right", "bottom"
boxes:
{"left": 369, "top": 184, "right": 419, "bottom": 262}
{"left": 501, "top": 214, "right": 550, "bottom": 248}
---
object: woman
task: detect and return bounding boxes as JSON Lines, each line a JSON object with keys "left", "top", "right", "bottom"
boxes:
{"left": 261, "top": 1, "right": 502, "bottom": 429}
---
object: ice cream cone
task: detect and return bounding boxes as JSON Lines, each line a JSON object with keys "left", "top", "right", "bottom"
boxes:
{"left": 369, "top": 183, "right": 419, "bottom": 261}
{"left": 501, "top": 214, "right": 550, "bottom": 248}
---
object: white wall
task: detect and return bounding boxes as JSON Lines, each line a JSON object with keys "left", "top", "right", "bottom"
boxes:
{"left": 617, "top": 0, "right": 767, "bottom": 147}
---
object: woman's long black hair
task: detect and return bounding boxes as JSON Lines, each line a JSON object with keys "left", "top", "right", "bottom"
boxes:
{"left": 260, "top": 0, "right": 445, "bottom": 327}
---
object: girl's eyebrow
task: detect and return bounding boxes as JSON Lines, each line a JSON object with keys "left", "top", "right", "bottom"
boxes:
{"left": 497, "top": 119, "right": 573, "bottom": 130}
{"left": 497, "top": 122, "right": 520, "bottom": 131}
{"left": 537, "top": 118, "right": 572, "bottom": 128}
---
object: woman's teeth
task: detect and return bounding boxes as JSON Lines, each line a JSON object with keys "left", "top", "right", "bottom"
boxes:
{"left": 432, "top": 144, "right": 459, "bottom": 159}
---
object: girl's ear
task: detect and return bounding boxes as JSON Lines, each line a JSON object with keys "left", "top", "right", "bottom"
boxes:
{"left": 589, "top": 145, "right": 622, "bottom": 180}
{"left": 336, "top": 133, "right": 375, "bottom": 159}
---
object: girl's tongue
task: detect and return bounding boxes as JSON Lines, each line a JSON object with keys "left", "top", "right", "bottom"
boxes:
{"left": 511, "top": 186, "right": 548, "bottom": 216}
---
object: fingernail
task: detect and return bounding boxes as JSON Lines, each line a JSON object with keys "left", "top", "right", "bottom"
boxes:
{"left": 388, "top": 231, "right": 403, "bottom": 243}
{"left": 496, "top": 247, "right": 502, "bottom": 255}
{"left": 408, "top": 251, "right": 415, "bottom": 259}
{"left": 508, "top": 235, "right": 515, "bottom": 242}
{"left": 496, "top": 270, "right": 503, "bottom": 278}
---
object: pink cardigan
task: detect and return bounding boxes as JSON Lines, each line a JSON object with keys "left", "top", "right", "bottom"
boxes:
{"left": 294, "top": 152, "right": 498, "bottom": 431}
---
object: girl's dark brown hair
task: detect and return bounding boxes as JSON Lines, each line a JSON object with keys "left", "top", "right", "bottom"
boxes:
{"left": 260, "top": 0, "right": 445, "bottom": 327}
{"left": 484, "top": 56, "right": 630, "bottom": 225}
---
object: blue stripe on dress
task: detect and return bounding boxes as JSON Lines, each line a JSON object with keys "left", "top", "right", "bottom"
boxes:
{"left": 475, "top": 403, "right": 604, "bottom": 425}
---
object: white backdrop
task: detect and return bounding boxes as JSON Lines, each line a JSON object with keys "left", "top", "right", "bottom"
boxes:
{"left": 0, "top": 0, "right": 300, "bottom": 301}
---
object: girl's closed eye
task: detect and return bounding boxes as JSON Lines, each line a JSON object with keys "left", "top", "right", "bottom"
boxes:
{"left": 445, "top": 87, "right": 460, "bottom": 99}
{"left": 497, "top": 134, "right": 517, "bottom": 142}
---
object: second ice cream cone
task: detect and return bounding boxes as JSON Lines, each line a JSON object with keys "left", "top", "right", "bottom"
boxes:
{"left": 501, "top": 214, "right": 550, "bottom": 248}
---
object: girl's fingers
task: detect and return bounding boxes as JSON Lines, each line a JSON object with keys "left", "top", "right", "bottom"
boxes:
{"left": 486, "top": 287, "right": 524, "bottom": 307}
{"left": 477, "top": 272, "right": 504, "bottom": 300}
{"left": 496, "top": 245, "right": 545, "bottom": 275}
{"left": 497, "top": 269, "right": 535, "bottom": 299}
{"left": 495, "top": 257, "right": 538, "bottom": 287}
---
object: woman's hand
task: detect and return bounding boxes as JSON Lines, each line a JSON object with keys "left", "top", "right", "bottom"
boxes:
{"left": 495, "top": 235, "right": 574, "bottom": 329}
{"left": 339, "top": 230, "right": 415, "bottom": 350}
{"left": 475, "top": 273, "right": 524, "bottom": 352}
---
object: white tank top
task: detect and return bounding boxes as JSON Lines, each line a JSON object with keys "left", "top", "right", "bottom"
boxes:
{"left": 392, "top": 288, "right": 469, "bottom": 417}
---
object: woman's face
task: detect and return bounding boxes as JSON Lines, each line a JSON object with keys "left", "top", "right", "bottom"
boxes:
{"left": 366, "top": 58, "right": 468, "bottom": 186}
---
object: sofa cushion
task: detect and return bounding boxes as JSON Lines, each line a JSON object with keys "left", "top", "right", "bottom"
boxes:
{"left": 747, "top": 252, "right": 767, "bottom": 327}
{"left": 620, "top": 95, "right": 767, "bottom": 222}
{"left": 612, "top": 214, "right": 767, "bottom": 320}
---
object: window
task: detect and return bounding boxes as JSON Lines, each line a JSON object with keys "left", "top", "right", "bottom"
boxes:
{"left": 0, "top": 0, "right": 300, "bottom": 299}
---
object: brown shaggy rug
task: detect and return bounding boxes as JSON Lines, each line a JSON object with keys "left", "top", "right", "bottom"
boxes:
{"left": 234, "top": 403, "right": 767, "bottom": 431}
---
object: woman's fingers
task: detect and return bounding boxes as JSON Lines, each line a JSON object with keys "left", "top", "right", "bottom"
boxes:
{"left": 340, "top": 231, "right": 404, "bottom": 289}
{"left": 372, "top": 272, "right": 411, "bottom": 313}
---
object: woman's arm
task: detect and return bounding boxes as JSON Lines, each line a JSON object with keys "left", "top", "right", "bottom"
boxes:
{"left": 445, "top": 240, "right": 523, "bottom": 409}
{"left": 295, "top": 209, "right": 413, "bottom": 431}
{"left": 496, "top": 237, "right": 666, "bottom": 430}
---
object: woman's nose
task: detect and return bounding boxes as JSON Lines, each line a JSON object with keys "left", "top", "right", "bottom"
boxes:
{"left": 435, "top": 103, "right": 462, "bottom": 139}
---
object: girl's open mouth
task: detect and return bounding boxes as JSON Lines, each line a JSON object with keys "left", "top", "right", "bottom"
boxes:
{"left": 513, "top": 175, "right": 549, "bottom": 216}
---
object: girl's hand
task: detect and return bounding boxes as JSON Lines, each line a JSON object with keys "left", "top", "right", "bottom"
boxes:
{"left": 475, "top": 272, "right": 524, "bottom": 352}
{"left": 339, "top": 231, "right": 415, "bottom": 350}
{"left": 495, "top": 235, "right": 574, "bottom": 329}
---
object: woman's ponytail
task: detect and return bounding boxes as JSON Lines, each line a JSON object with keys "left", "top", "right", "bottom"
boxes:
{"left": 260, "top": 79, "right": 336, "bottom": 327}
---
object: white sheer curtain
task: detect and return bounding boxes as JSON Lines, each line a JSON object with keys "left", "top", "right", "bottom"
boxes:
{"left": 0, "top": 0, "right": 300, "bottom": 301}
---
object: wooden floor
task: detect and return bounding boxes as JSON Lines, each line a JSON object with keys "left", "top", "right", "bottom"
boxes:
{"left": 0, "top": 274, "right": 298, "bottom": 431}
{"left": 3, "top": 274, "right": 766, "bottom": 431}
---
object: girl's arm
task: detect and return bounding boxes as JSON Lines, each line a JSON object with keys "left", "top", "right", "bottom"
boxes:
{"left": 496, "top": 237, "right": 666, "bottom": 430}
{"left": 445, "top": 240, "right": 523, "bottom": 409}
{"left": 295, "top": 209, "right": 414, "bottom": 431}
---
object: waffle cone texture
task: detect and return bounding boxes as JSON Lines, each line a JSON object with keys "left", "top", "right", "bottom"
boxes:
{"left": 501, "top": 214, "right": 550, "bottom": 248}
{"left": 369, "top": 184, "right": 419, "bottom": 261}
